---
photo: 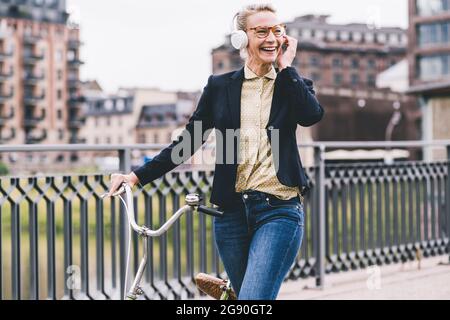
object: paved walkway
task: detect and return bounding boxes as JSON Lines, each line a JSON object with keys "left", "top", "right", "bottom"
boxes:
{"left": 278, "top": 255, "right": 450, "bottom": 300}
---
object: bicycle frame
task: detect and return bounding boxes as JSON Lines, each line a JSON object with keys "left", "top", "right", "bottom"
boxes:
{"left": 101, "top": 182, "right": 224, "bottom": 300}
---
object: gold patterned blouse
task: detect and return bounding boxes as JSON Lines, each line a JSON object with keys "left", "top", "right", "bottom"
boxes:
{"left": 234, "top": 63, "right": 300, "bottom": 200}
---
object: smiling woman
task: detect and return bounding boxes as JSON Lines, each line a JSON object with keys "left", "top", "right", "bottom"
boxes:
{"left": 108, "top": 2, "right": 324, "bottom": 300}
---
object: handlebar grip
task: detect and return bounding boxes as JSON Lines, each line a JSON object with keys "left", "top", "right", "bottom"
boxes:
{"left": 197, "top": 205, "right": 224, "bottom": 217}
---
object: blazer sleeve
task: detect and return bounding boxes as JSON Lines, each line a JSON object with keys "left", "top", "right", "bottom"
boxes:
{"left": 278, "top": 66, "right": 324, "bottom": 127}
{"left": 132, "top": 75, "right": 215, "bottom": 186}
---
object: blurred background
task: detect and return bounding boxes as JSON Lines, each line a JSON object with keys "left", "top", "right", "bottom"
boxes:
{"left": 0, "top": 0, "right": 448, "bottom": 173}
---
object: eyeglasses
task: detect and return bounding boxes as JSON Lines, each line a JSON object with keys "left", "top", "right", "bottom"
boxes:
{"left": 247, "top": 24, "right": 286, "bottom": 39}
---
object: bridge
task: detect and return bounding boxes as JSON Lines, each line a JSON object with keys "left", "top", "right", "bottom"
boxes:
{"left": 0, "top": 140, "right": 449, "bottom": 300}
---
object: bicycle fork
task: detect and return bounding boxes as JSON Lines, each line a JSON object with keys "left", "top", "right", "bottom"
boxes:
{"left": 125, "top": 235, "right": 148, "bottom": 300}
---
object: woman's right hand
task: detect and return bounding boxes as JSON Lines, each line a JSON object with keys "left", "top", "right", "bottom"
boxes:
{"left": 107, "top": 172, "right": 139, "bottom": 197}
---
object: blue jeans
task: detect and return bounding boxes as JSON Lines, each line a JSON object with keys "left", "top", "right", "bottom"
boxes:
{"left": 213, "top": 189, "right": 304, "bottom": 300}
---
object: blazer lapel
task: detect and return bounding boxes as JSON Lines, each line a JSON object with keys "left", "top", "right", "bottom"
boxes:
{"left": 226, "top": 67, "right": 244, "bottom": 129}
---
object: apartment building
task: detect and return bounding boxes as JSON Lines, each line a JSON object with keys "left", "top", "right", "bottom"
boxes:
{"left": 407, "top": 0, "right": 450, "bottom": 160}
{"left": 213, "top": 14, "right": 407, "bottom": 89}
{"left": 0, "top": 0, "right": 84, "bottom": 170}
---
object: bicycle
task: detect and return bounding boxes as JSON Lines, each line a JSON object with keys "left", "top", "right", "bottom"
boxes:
{"left": 101, "top": 182, "right": 237, "bottom": 300}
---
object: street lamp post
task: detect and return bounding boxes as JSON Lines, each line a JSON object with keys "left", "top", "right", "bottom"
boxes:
{"left": 385, "top": 101, "right": 402, "bottom": 164}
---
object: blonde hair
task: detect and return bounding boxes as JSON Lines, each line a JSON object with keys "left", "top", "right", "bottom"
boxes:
{"left": 232, "top": 3, "right": 277, "bottom": 59}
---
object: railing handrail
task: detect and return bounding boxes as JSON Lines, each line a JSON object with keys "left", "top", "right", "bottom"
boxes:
{"left": 1, "top": 139, "right": 450, "bottom": 153}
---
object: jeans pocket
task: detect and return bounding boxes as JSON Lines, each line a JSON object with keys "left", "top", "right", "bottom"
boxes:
{"left": 264, "top": 196, "right": 304, "bottom": 227}
{"left": 265, "top": 196, "right": 301, "bottom": 210}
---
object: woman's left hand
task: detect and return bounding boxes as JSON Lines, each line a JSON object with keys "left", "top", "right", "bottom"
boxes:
{"left": 276, "top": 35, "right": 298, "bottom": 70}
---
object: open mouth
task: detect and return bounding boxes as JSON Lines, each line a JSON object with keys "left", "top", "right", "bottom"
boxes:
{"left": 260, "top": 47, "right": 277, "bottom": 54}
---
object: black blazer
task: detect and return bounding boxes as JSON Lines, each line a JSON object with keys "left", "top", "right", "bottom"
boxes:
{"left": 133, "top": 66, "right": 324, "bottom": 209}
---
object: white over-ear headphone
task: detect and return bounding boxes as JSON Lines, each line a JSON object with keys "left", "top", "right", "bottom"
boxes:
{"left": 230, "top": 13, "right": 248, "bottom": 50}
{"left": 231, "top": 29, "right": 248, "bottom": 50}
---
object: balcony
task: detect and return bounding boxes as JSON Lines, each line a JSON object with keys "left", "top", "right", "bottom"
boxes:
{"left": 0, "top": 50, "right": 13, "bottom": 61}
{"left": 23, "top": 118, "right": 40, "bottom": 127}
{"left": 68, "top": 95, "right": 85, "bottom": 107}
{"left": 23, "top": 92, "right": 45, "bottom": 105}
{"left": 68, "top": 39, "right": 82, "bottom": 50}
{"left": 23, "top": 110, "right": 45, "bottom": 128}
{"left": 0, "top": 108, "right": 14, "bottom": 126}
{"left": 67, "top": 58, "right": 84, "bottom": 68}
{"left": 69, "top": 136, "right": 87, "bottom": 144}
{"left": 0, "top": 69, "right": 13, "bottom": 81}
{"left": 0, "top": 127, "right": 14, "bottom": 142}
{"left": 23, "top": 51, "right": 44, "bottom": 64}
{"left": 23, "top": 71, "right": 44, "bottom": 85}
{"left": 0, "top": 90, "right": 13, "bottom": 103}
{"left": 25, "top": 129, "right": 47, "bottom": 144}
{"left": 23, "top": 35, "right": 41, "bottom": 45}
{"left": 67, "top": 78, "right": 80, "bottom": 89}
{"left": 68, "top": 119, "right": 84, "bottom": 128}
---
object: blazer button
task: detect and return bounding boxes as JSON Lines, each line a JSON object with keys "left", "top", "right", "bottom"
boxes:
{"left": 292, "top": 78, "right": 298, "bottom": 83}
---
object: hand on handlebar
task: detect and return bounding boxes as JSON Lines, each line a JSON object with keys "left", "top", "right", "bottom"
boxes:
{"left": 103, "top": 173, "right": 139, "bottom": 198}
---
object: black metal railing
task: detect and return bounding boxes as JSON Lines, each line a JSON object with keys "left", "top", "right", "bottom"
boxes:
{"left": 0, "top": 141, "right": 448, "bottom": 299}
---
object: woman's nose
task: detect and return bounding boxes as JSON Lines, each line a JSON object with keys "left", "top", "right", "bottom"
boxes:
{"left": 266, "top": 30, "right": 277, "bottom": 41}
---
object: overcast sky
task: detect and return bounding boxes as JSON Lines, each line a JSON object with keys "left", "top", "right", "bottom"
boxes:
{"left": 66, "top": 0, "right": 408, "bottom": 93}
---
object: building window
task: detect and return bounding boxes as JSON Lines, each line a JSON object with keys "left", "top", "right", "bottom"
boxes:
{"left": 57, "top": 69, "right": 62, "bottom": 80}
{"left": 58, "top": 129, "right": 63, "bottom": 140}
{"left": 418, "top": 54, "right": 450, "bottom": 80}
{"left": 351, "top": 74, "right": 359, "bottom": 86}
{"left": 352, "top": 32, "right": 362, "bottom": 42}
{"left": 57, "top": 109, "right": 62, "bottom": 119}
{"left": 105, "top": 99, "right": 113, "bottom": 111}
{"left": 376, "top": 33, "right": 387, "bottom": 43}
{"left": 351, "top": 58, "right": 359, "bottom": 69}
{"left": 416, "top": 0, "right": 450, "bottom": 16}
{"left": 67, "top": 50, "right": 77, "bottom": 61}
{"left": 367, "top": 74, "right": 376, "bottom": 87}
{"left": 332, "top": 58, "right": 342, "bottom": 68}
{"left": 55, "top": 49, "right": 63, "bottom": 62}
{"left": 326, "top": 30, "right": 337, "bottom": 41}
{"left": 57, "top": 89, "right": 62, "bottom": 100}
{"left": 138, "top": 134, "right": 146, "bottom": 143}
{"left": 217, "top": 61, "right": 224, "bottom": 69}
{"left": 310, "top": 56, "right": 320, "bottom": 67}
{"left": 333, "top": 73, "right": 343, "bottom": 86}
{"left": 418, "top": 22, "right": 450, "bottom": 47}
{"left": 311, "top": 72, "right": 320, "bottom": 82}
{"left": 340, "top": 31, "right": 350, "bottom": 41}
{"left": 368, "top": 59, "right": 376, "bottom": 69}
{"left": 116, "top": 99, "right": 125, "bottom": 111}
{"left": 364, "top": 32, "right": 375, "bottom": 43}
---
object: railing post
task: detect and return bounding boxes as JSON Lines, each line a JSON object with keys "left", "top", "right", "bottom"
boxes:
{"left": 118, "top": 147, "right": 132, "bottom": 173}
{"left": 118, "top": 147, "right": 132, "bottom": 299}
{"left": 447, "top": 145, "right": 450, "bottom": 263}
{"left": 314, "top": 145, "right": 326, "bottom": 288}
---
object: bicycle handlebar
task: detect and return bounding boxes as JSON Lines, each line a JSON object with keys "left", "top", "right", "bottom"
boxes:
{"left": 100, "top": 182, "right": 224, "bottom": 237}
{"left": 197, "top": 205, "right": 224, "bottom": 217}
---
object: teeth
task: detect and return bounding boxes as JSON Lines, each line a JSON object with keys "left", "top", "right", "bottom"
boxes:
{"left": 261, "top": 47, "right": 276, "bottom": 51}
